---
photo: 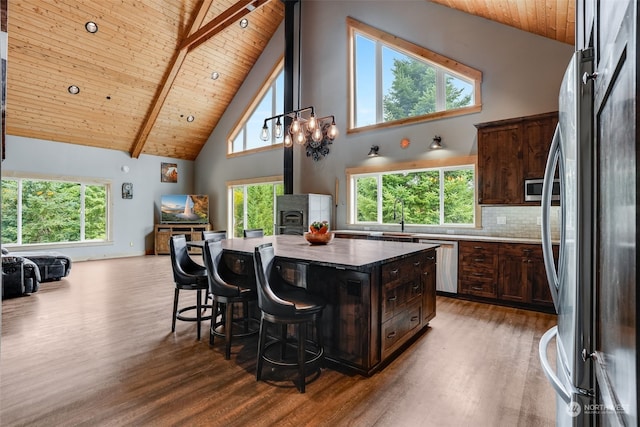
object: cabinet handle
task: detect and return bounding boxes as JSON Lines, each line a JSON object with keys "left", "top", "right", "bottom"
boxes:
{"left": 390, "top": 269, "right": 399, "bottom": 276}
{"left": 523, "top": 249, "right": 532, "bottom": 253}
{"left": 427, "top": 256, "right": 435, "bottom": 260}
{"left": 473, "top": 258, "right": 485, "bottom": 262}
{"left": 413, "top": 261, "right": 421, "bottom": 267}
{"left": 388, "top": 296, "right": 397, "bottom": 302}
{"left": 473, "top": 246, "right": 483, "bottom": 249}
{"left": 471, "top": 286, "right": 484, "bottom": 291}
{"left": 412, "top": 283, "right": 420, "bottom": 291}
{"left": 411, "top": 315, "right": 419, "bottom": 322}
{"left": 387, "top": 331, "right": 397, "bottom": 339}
{"left": 471, "top": 272, "right": 484, "bottom": 277}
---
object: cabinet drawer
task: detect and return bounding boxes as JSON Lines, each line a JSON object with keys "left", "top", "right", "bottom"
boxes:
{"left": 381, "top": 301, "right": 422, "bottom": 358}
{"left": 381, "top": 281, "right": 408, "bottom": 322}
{"left": 459, "top": 254, "right": 497, "bottom": 276}
{"left": 499, "top": 243, "right": 543, "bottom": 259}
{"left": 459, "top": 279, "right": 497, "bottom": 298}
{"left": 381, "top": 259, "right": 405, "bottom": 285}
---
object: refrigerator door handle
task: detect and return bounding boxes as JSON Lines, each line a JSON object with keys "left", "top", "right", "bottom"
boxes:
{"left": 541, "top": 125, "right": 561, "bottom": 311}
{"left": 539, "top": 326, "right": 572, "bottom": 403}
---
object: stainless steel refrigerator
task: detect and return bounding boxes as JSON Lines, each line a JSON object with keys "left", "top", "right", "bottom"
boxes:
{"left": 539, "top": 46, "right": 637, "bottom": 426}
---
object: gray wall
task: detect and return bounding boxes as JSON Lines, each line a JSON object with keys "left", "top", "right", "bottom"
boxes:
{"left": 1, "top": 136, "right": 194, "bottom": 260}
{"left": 1, "top": 1, "right": 573, "bottom": 261}
{"left": 196, "top": 1, "right": 572, "bottom": 238}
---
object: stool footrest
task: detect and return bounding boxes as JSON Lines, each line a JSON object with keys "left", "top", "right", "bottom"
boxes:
{"left": 176, "top": 304, "right": 213, "bottom": 322}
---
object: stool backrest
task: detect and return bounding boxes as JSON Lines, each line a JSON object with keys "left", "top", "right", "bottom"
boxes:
{"left": 243, "top": 228, "right": 264, "bottom": 238}
{"left": 169, "top": 235, "right": 206, "bottom": 285}
{"left": 203, "top": 230, "right": 226, "bottom": 241}
{"left": 202, "top": 240, "right": 241, "bottom": 297}
{"left": 253, "top": 243, "right": 295, "bottom": 316}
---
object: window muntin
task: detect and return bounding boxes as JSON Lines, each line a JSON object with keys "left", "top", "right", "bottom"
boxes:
{"left": 348, "top": 17, "right": 482, "bottom": 133}
{"left": 229, "top": 60, "right": 284, "bottom": 154}
{"left": 351, "top": 165, "right": 475, "bottom": 227}
{"left": 1, "top": 177, "right": 109, "bottom": 246}
{"left": 228, "top": 179, "right": 284, "bottom": 237}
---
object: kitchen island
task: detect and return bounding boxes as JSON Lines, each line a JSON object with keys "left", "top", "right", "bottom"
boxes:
{"left": 209, "top": 235, "right": 438, "bottom": 375}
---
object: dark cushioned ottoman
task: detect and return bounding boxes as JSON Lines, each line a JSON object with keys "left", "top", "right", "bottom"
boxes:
{"left": 2, "top": 256, "right": 40, "bottom": 298}
{"left": 17, "top": 252, "right": 71, "bottom": 282}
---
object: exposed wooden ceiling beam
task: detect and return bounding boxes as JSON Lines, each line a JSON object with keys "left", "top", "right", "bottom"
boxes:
{"left": 181, "top": 0, "right": 270, "bottom": 52}
{"left": 130, "top": 0, "right": 214, "bottom": 158}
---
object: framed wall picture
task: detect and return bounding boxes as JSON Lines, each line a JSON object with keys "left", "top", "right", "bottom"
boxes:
{"left": 161, "top": 162, "right": 178, "bottom": 183}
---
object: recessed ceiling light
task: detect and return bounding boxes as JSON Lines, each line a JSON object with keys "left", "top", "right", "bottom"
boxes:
{"left": 186, "top": 115, "right": 195, "bottom": 122}
{"left": 239, "top": 18, "right": 248, "bottom": 28}
{"left": 211, "top": 71, "right": 220, "bottom": 80}
{"left": 68, "top": 85, "right": 80, "bottom": 94}
{"left": 85, "top": 21, "right": 98, "bottom": 33}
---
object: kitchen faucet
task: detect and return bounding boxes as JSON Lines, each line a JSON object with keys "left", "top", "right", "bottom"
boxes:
{"left": 394, "top": 198, "right": 405, "bottom": 232}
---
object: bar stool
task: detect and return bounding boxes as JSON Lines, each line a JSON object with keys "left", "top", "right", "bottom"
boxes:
{"left": 203, "top": 230, "right": 227, "bottom": 241}
{"left": 169, "top": 235, "right": 212, "bottom": 340}
{"left": 253, "top": 243, "right": 325, "bottom": 393}
{"left": 203, "top": 240, "right": 258, "bottom": 359}
{"left": 243, "top": 229, "right": 264, "bottom": 238}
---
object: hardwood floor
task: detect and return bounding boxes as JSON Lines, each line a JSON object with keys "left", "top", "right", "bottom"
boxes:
{"left": 1, "top": 256, "right": 557, "bottom": 426}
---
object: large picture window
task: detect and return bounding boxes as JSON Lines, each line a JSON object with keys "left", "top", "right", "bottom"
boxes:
{"left": 348, "top": 17, "right": 482, "bottom": 133}
{"left": 1, "top": 177, "right": 109, "bottom": 246}
{"left": 348, "top": 158, "right": 477, "bottom": 227}
{"left": 228, "top": 59, "right": 284, "bottom": 155}
{"left": 227, "top": 177, "right": 284, "bottom": 237}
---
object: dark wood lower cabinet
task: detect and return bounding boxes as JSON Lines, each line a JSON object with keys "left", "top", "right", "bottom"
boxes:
{"left": 220, "top": 244, "right": 437, "bottom": 375}
{"left": 459, "top": 240, "right": 557, "bottom": 311}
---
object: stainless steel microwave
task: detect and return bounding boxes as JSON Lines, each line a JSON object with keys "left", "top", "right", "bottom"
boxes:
{"left": 524, "top": 178, "right": 560, "bottom": 202}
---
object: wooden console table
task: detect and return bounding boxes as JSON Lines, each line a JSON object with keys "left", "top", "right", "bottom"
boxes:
{"left": 154, "top": 223, "right": 211, "bottom": 255}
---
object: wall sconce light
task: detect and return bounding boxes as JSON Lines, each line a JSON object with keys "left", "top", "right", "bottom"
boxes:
{"left": 430, "top": 135, "right": 443, "bottom": 150}
{"left": 368, "top": 145, "right": 380, "bottom": 157}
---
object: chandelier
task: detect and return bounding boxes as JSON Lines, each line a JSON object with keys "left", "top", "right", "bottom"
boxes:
{"left": 261, "top": 106, "right": 339, "bottom": 161}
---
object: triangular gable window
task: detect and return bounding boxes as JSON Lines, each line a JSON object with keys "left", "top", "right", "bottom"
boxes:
{"left": 348, "top": 17, "right": 482, "bottom": 133}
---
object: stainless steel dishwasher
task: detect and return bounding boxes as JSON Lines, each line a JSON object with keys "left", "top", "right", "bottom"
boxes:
{"left": 418, "top": 239, "right": 458, "bottom": 294}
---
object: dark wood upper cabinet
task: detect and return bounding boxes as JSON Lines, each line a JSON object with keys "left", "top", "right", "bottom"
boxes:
{"left": 476, "top": 112, "right": 558, "bottom": 205}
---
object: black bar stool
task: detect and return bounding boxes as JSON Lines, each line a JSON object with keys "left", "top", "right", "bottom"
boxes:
{"left": 169, "top": 235, "right": 212, "bottom": 340}
{"left": 253, "top": 243, "right": 325, "bottom": 393}
{"left": 202, "top": 240, "right": 258, "bottom": 359}
{"left": 243, "top": 229, "right": 264, "bottom": 238}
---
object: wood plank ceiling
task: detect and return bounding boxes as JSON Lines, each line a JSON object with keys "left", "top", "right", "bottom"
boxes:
{"left": 5, "top": 0, "right": 573, "bottom": 161}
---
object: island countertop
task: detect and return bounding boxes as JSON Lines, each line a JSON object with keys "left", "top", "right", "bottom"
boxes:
{"left": 215, "top": 234, "right": 439, "bottom": 271}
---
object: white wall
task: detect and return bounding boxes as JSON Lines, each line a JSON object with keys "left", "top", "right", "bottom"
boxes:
{"left": 196, "top": 0, "right": 573, "bottom": 236}
{"left": 1, "top": 136, "right": 194, "bottom": 260}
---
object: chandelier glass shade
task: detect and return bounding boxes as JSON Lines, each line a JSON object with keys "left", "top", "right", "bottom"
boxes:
{"left": 261, "top": 106, "right": 339, "bottom": 149}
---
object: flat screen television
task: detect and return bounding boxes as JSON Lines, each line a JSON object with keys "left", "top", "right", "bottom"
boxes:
{"left": 161, "top": 194, "right": 209, "bottom": 224}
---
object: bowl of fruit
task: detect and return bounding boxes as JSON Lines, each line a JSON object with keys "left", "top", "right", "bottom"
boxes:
{"left": 304, "top": 221, "right": 334, "bottom": 245}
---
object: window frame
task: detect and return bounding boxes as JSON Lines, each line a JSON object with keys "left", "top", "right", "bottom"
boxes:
{"left": 347, "top": 17, "right": 482, "bottom": 134}
{"left": 226, "top": 175, "right": 284, "bottom": 238}
{"left": 346, "top": 156, "right": 480, "bottom": 228}
{"left": 1, "top": 172, "right": 112, "bottom": 249}
{"left": 227, "top": 57, "right": 284, "bottom": 157}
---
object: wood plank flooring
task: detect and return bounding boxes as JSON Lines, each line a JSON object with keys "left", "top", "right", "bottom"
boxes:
{"left": 1, "top": 256, "right": 558, "bottom": 426}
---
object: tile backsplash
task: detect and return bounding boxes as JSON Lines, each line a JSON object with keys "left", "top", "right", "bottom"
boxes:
{"left": 480, "top": 205, "right": 560, "bottom": 239}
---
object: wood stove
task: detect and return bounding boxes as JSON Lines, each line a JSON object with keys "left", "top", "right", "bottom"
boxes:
{"left": 276, "top": 194, "right": 332, "bottom": 235}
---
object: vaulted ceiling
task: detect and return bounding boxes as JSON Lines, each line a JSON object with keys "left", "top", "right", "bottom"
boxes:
{"left": 6, "top": 0, "right": 573, "bottom": 161}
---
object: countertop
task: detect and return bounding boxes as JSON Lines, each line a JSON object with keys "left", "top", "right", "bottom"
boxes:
{"left": 194, "top": 234, "right": 439, "bottom": 270}
{"left": 332, "top": 229, "right": 552, "bottom": 245}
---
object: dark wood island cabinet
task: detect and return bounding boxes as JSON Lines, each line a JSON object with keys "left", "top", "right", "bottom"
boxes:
{"left": 212, "top": 235, "right": 438, "bottom": 375}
